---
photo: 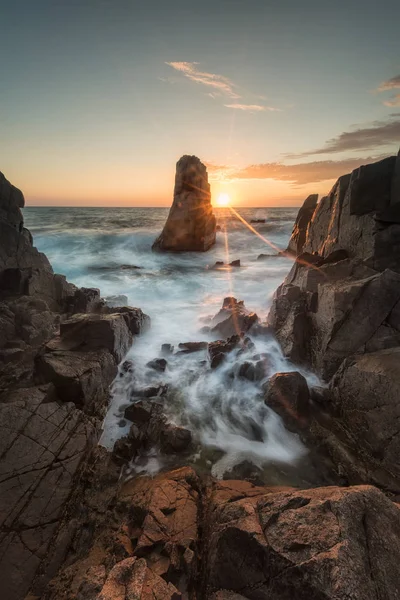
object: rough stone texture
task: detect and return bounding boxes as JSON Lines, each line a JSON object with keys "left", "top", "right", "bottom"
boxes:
{"left": 0, "top": 395, "right": 97, "bottom": 600}
{"left": 152, "top": 155, "right": 216, "bottom": 252}
{"left": 268, "top": 150, "right": 400, "bottom": 493}
{"left": 206, "top": 484, "right": 400, "bottom": 599}
{"left": 210, "top": 297, "right": 258, "bottom": 339}
{"left": 0, "top": 171, "right": 151, "bottom": 599}
{"left": 264, "top": 371, "right": 310, "bottom": 432}
{"left": 287, "top": 194, "right": 318, "bottom": 255}
{"left": 44, "top": 469, "right": 400, "bottom": 600}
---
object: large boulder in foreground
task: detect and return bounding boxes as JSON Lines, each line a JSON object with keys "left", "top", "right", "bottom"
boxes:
{"left": 207, "top": 483, "right": 400, "bottom": 599}
{"left": 152, "top": 155, "right": 216, "bottom": 252}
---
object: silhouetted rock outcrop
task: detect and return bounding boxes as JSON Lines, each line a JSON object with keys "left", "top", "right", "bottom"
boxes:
{"left": 152, "top": 155, "right": 216, "bottom": 251}
{"left": 268, "top": 149, "right": 400, "bottom": 492}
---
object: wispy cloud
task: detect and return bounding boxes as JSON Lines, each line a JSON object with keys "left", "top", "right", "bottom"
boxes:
{"left": 224, "top": 103, "right": 281, "bottom": 112}
{"left": 208, "top": 155, "right": 390, "bottom": 186}
{"left": 166, "top": 61, "right": 240, "bottom": 98}
{"left": 384, "top": 94, "right": 400, "bottom": 107}
{"left": 285, "top": 115, "right": 400, "bottom": 158}
{"left": 377, "top": 75, "right": 400, "bottom": 92}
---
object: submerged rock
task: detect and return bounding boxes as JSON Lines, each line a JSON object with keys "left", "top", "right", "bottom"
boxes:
{"left": 152, "top": 155, "right": 216, "bottom": 252}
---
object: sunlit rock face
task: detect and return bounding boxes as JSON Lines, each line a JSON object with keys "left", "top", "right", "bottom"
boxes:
{"left": 152, "top": 155, "right": 216, "bottom": 251}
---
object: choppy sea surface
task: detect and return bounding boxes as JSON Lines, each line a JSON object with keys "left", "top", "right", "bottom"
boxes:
{"left": 24, "top": 206, "right": 322, "bottom": 485}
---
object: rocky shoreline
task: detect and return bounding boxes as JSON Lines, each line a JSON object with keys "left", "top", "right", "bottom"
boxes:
{"left": 1, "top": 151, "right": 400, "bottom": 599}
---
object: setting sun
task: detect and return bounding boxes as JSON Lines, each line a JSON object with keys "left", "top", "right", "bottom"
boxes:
{"left": 216, "top": 192, "right": 230, "bottom": 207}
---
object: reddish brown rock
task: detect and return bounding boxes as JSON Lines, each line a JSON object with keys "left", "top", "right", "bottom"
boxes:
{"left": 152, "top": 155, "right": 216, "bottom": 252}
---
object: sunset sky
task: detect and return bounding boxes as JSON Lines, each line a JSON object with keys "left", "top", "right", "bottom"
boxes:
{"left": 1, "top": 0, "right": 399, "bottom": 207}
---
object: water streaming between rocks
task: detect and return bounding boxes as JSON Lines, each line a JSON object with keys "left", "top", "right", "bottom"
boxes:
{"left": 25, "top": 206, "right": 325, "bottom": 486}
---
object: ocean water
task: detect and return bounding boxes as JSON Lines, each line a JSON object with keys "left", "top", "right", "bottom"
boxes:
{"left": 24, "top": 206, "right": 322, "bottom": 485}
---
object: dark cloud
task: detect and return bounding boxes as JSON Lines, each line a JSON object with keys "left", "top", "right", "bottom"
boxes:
{"left": 209, "top": 155, "right": 390, "bottom": 186}
{"left": 285, "top": 116, "right": 400, "bottom": 158}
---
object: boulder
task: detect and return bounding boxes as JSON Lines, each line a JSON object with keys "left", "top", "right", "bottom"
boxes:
{"left": 146, "top": 358, "right": 167, "bottom": 372}
{"left": 263, "top": 371, "right": 310, "bottom": 432}
{"left": 287, "top": 193, "right": 318, "bottom": 255}
{"left": 211, "top": 297, "right": 258, "bottom": 339}
{"left": 59, "top": 313, "right": 133, "bottom": 362}
{"left": 206, "top": 484, "right": 400, "bottom": 599}
{"left": 152, "top": 155, "right": 216, "bottom": 252}
{"left": 177, "top": 341, "right": 208, "bottom": 354}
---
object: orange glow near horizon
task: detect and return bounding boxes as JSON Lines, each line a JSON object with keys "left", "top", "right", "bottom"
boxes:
{"left": 215, "top": 192, "right": 231, "bottom": 206}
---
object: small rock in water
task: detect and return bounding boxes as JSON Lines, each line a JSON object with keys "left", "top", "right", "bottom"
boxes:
{"left": 250, "top": 219, "right": 266, "bottom": 224}
{"left": 177, "top": 341, "right": 208, "bottom": 354}
{"left": 257, "top": 253, "right": 278, "bottom": 260}
{"left": 160, "top": 424, "right": 192, "bottom": 453}
{"left": 146, "top": 358, "right": 167, "bottom": 372}
{"left": 118, "top": 419, "right": 127, "bottom": 427}
{"left": 216, "top": 224, "right": 222, "bottom": 231}
{"left": 121, "top": 359, "right": 134, "bottom": 374}
{"left": 132, "top": 384, "right": 168, "bottom": 398}
{"left": 125, "top": 400, "right": 157, "bottom": 423}
{"left": 230, "top": 259, "right": 241, "bottom": 267}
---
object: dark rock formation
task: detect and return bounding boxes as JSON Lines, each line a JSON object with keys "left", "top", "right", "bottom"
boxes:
{"left": 152, "top": 155, "right": 216, "bottom": 252}
{"left": 286, "top": 193, "right": 318, "bottom": 255}
{"left": 210, "top": 297, "right": 258, "bottom": 338}
{"left": 263, "top": 371, "right": 310, "bottom": 432}
{"left": 0, "top": 171, "right": 150, "bottom": 599}
{"left": 268, "top": 149, "right": 400, "bottom": 492}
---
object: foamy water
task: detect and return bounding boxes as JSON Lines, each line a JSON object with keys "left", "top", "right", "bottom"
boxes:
{"left": 24, "top": 206, "right": 321, "bottom": 484}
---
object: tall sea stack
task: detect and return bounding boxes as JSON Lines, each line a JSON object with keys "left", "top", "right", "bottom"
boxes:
{"left": 152, "top": 155, "right": 216, "bottom": 251}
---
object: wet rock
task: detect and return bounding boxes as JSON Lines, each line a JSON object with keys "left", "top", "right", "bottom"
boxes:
{"left": 208, "top": 335, "right": 240, "bottom": 367}
{"left": 132, "top": 384, "right": 168, "bottom": 398}
{"left": 287, "top": 193, "right": 318, "bottom": 255}
{"left": 207, "top": 484, "right": 400, "bottom": 599}
{"left": 124, "top": 400, "right": 157, "bottom": 423}
{"left": 211, "top": 297, "right": 258, "bottom": 339}
{"left": 177, "top": 341, "right": 208, "bottom": 354}
{"left": 160, "top": 424, "right": 192, "bottom": 454}
{"left": 263, "top": 371, "right": 310, "bottom": 432}
{"left": 152, "top": 155, "right": 216, "bottom": 252}
{"left": 216, "top": 224, "right": 222, "bottom": 232}
{"left": 146, "top": 358, "right": 167, "bottom": 372}
{"left": 67, "top": 286, "right": 101, "bottom": 313}
{"left": 102, "top": 306, "right": 151, "bottom": 336}
{"left": 229, "top": 259, "right": 241, "bottom": 267}
{"left": 250, "top": 219, "right": 265, "bottom": 224}
{"left": 121, "top": 359, "right": 134, "bottom": 373}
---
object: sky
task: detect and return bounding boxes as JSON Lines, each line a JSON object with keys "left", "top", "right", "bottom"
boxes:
{"left": 0, "top": 0, "right": 399, "bottom": 207}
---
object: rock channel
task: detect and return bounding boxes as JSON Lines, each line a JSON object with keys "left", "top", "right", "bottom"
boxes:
{"left": 2, "top": 153, "right": 400, "bottom": 599}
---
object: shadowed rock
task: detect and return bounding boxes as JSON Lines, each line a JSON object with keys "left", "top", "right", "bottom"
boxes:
{"left": 287, "top": 193, "right": 318, "bottom": 255}
{"left": 152, "top": 155, "right": 216, "bottom": 252}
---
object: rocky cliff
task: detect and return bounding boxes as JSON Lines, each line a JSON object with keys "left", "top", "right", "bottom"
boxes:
{"left": 152, "top": 155, "right": 216, "bottom": 251}
{"left": 2, "top": 164, "right": 400, "bottom": 600}
{"left": 0, "top": 173, "right": 150, "bottom": 600}
{"left": 269, "top": 149, "right": 400, "bottom": 493}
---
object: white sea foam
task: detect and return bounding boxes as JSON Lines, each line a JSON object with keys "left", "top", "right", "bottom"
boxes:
{"left": 24, "top": 206, "right": 319, "bottom": 481}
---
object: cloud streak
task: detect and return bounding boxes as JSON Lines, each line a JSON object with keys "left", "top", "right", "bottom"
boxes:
{"left": 224, "top": 103, "right": 280, "bottom": 112}
{"left": 384, "top": 94, "right": 400, "bottom": 107}
{"left": 377, "top": 75, "right": 400, "bottom": 91}
{"left": 285, "top": 116, "right": 400, "bottom": 158}
{"left": 208, "top": 155, "right": 391, "bottom": 186}
{"left": 166, "top": 61, "right": 240, "bottom": 98}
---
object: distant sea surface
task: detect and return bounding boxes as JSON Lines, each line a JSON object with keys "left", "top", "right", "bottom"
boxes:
{"left": 23, "top": 206, "right": 320, "bottom": 484}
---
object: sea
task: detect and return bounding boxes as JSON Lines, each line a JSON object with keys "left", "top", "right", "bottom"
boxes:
{"left": 24, "top": 206, "right": 323, "bottom": 486}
